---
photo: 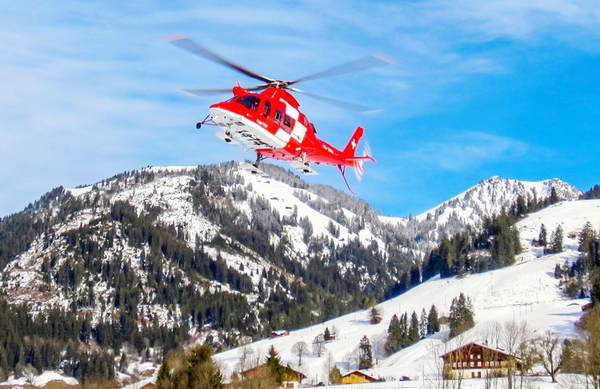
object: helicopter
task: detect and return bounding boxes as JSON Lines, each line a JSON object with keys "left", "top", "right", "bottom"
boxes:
{"left": 168, "top": 36, "right": 387, "bottom": 193}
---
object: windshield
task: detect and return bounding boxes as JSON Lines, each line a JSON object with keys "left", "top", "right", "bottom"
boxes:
{"left": 237, "top": 95, "right": 260, "bottom": 111}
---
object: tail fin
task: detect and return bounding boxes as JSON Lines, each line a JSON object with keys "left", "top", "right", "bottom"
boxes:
{"left": 343, "top": 126, "right": 365, "bottom": 157}
{"left": 340, "top": 126, "right": 375, "bottom": 182}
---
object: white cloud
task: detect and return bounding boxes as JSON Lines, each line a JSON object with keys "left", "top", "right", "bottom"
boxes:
{"left": 1, "top": 0, "right": 600, "bottom": 216}
{"left": 402, "top": 132, "right": 529, "bottom": 171}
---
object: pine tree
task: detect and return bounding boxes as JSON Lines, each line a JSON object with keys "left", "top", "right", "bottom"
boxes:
{"left": 369, "top": 306, "right": 382, "bottom": 324}
{"left": 579, "top": 222, "right": 596, "bottom": 252}
{"left": 547, "top": 225, "right": 564, "bottom": 254}
{"left": 547, "top": 187, "right": 560, "bottom": 205}
{"left": 427, "top": 304, "right": 440, "bottom": 335}
{"left": 578, "top": 222, "right": 597, "bottom": 273}
{"left": 538, "top": 224, "right": 548, "bottom": 247}
{"left": 265, "top": 346, "right": 284, "bottom": 384}
{"left": 398, "top": 313, "right": 409, "bottom": 348}
{"left": 329, "top": 365, "right": 342, "bottom": 384}
{"left": 419, "top": 308, "right": 428, "bottom": 338}
{"left": 118, "top": 352, "right": 127, "bottom": 372}
{"left": 384, "top": 314, "right": 401, "bottom": 356}
{"left": 157, "top": 344, "right": 223, "bottom": 389}
{"left": 324, "top": 327, "right": 332, "bottom": 341}
{"left": 449, "top": 293, "right": 475, "bottom": 338}
{"left": 408, "top": 311, "right": 420, "bottom": 343}
{"left": 358, "top": 335, "right": 373, "bottom": 369}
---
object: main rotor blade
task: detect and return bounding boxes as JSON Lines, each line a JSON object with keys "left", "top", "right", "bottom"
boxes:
{"left": 289, "top": 55, "right": 391, "bottom": 86}
{"left": 182, "top": 84, "right": 270, "bottom": 97}
{"left": 167, "top": 35, "right": 274, "bottom": 84}
{"left": 290, "top": 87, "right": 376, "bottom": 113}
{"left": 181, "top": 88, "right": 236, "bottom": 96}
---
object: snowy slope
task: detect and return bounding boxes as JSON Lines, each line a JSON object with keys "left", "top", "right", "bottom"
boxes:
{"left": 0, "top": 163, "right": 594, "bottom": 388}
{"left": 0, "top": 163, "right": 409, "bottom": 336}
{"left": 212, "top": 199, "right": 599, "bottom": 388}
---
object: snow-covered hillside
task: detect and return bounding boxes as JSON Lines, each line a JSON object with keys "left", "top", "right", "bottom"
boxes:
{"left": 0, "top": 160, "right": 436, "bottom": 382}
{"left": 0, "top": 163, "right": 593, "bottom": 388}
{"left": 212, "top": 199, "right": 599, "bottom": 388}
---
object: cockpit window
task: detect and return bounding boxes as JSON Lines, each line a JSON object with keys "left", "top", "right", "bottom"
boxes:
{"left": 237, "top": 95, "right": 260, "bottom": 111}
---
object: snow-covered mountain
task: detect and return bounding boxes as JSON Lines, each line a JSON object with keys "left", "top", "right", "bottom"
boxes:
{"left": 0, "top": 162, "right": 421, "bottom": 344}
{"left": 210, "top": 198, "right": 600, "bottom": 388}
{"left": 414, "top": 176, "right": 581, "bottom": 237}
{"left": 0, "top": 165, "right": 581, "bottom": 331}
{"left": 0, "top": 162, "right": 589, "bottom": 387}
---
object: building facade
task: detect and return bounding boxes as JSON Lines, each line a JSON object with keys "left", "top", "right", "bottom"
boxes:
{"left": 441, "top": 342, "right": 522, "bottom": 379}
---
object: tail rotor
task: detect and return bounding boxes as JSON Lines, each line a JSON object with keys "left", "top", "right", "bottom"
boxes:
{"left": 354, "top": 141, "right": 372, "bottom": 181}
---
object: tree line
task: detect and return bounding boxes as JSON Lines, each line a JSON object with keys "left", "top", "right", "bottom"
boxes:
{"left": 424, "top": 190, "right": 562, "bottom": 279}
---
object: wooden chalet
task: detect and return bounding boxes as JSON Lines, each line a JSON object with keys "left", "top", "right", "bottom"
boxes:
{"left": 441, "top": 342, "right": 523, "bottom": 379}
{"left": 341, "top": 370, "right": 381, "bottom": 384}
{"left": 242, "top": 364, "right": 306, "bottom": 388}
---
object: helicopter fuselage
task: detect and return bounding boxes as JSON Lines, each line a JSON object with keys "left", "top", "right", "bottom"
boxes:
{"left": 209, "top": 86, "right": 361, "bottom": 168}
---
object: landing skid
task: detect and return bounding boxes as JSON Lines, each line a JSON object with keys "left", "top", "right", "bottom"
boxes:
{"left": 215, "top": 131, "right": 239, "bottom": 144}
{"left": 240, "top": 162, "right": 269, "bottom": 177}
{"left": 290, "top": 161, "right": 319, "bottom": 175}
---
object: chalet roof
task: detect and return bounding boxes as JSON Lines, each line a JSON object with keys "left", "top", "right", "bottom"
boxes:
{"left": 242, "top": 364, "right": 307, "bottom": 381}
{"left": 440, "top": 342, "right": 517, "bottom": 360}
{"left": 342, "top": 370, "right": 378, "bottom": 381}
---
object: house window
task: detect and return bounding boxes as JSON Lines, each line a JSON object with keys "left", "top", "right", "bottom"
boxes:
{"left": 477, "top": 361, "right": 482, "bottom": 367}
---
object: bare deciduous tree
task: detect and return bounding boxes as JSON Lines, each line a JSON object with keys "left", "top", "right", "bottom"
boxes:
{"left": 313, "top": 334, "right": 326, "bottom": 357}
{"left": 498, "top": 320, "right": 531, "bottom": 389}
{"left": 237, "top": 345, "right": 254, "bottom": 373}
{"left": 322, "top": 351, "right": 335, "bottom": 385}
{"left": 533, "top": 330, "right": 564, "bottom": 383}
{"left": 371, "top": 333, "right": 387, "bottom": 365}
{"left": 291, "top": 341, "right": 309, "bottom": 366}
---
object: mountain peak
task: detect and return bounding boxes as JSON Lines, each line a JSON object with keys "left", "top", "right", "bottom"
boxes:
{"left": 416, "top": 176, "right": 582, "bottom": 233}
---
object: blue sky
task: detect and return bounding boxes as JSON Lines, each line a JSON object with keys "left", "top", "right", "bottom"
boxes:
{"left": 2, "top": 1, "right": 600, "bottom": 218}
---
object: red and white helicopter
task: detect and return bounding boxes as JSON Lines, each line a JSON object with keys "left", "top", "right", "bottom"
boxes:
{"left": 169, "top": 36, "right": 386, "bottom": 193}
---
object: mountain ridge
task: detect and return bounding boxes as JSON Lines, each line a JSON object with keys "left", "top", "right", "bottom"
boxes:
{"left": 0, "top": 162, "right": 589, "bottom": 386}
